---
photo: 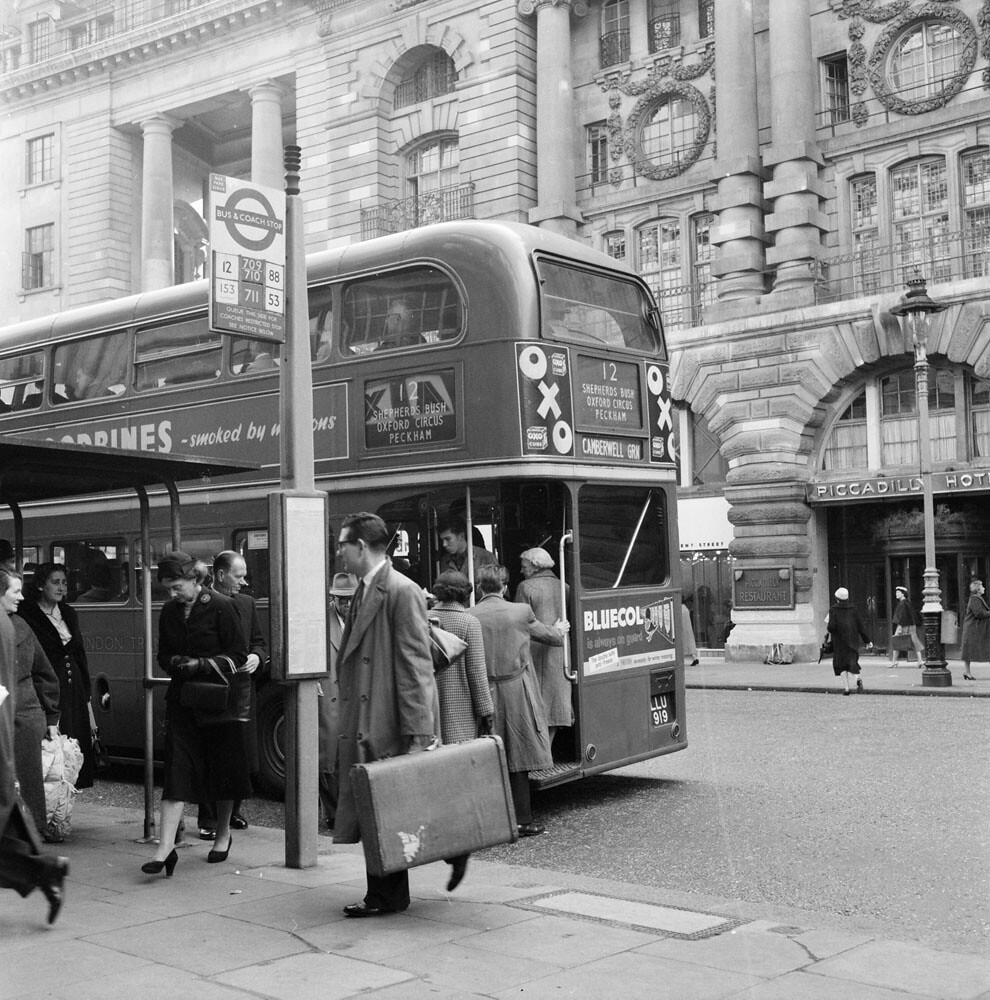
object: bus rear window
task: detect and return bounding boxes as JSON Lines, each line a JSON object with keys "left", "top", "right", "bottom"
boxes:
{"left": 135, "top": 318, "right": 220, "bottom": 391}
{"left": 52, "top": 331, "right": 129, "bottom": 404}
{"left": 539, "top": 259, "right": 662, "bottom": 355}
{"left": 578, "top": 485, "right": 669, "bottom": 589}
{"left": 0, "top": 352, "right": 43, "bottom": 412}
{"left": 341, "top": 266, "right": 462, "bottom": 355}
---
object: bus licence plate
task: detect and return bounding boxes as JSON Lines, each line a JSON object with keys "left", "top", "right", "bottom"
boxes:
{"left": 650, "top": 692, "right": 675, "bottom": 728}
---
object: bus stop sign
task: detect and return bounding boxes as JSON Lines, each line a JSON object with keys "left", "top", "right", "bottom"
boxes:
{"left": 209, "top": 173, "right": 286, "bottom": 343}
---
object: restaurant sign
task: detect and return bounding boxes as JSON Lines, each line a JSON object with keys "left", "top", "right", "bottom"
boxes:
{"left": 808, "top": 470, "right": 990, "bottom": 503}
{"left": 732, "top": 566, "right": 794, "bottom": 610}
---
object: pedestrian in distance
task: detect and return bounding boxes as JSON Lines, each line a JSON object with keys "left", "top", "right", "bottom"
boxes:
{"left": 0, "top": 607, "right": 69, "bottom": 925}
{"left": 960, "top": 579, "right": 990, "bottom": 681}
{"left": 318, "top": 571, "right": 358, "bottom": 831}
{"left": 18, "top": 563, "right": 98, "bottom": 791}
{"left": 195, "top": 551, "right": 267, "bottom": 839}
{"left": 468, "top": 564, "right": 568, "bottom": 837}
{"left": 0, "top": 569, "right": 61, "bottom": 837}
{"left": 514, "top": 548, "right": 573, "bottom": 746}
{"left": 827, "top": 586, "right": 873, "bottom": 695}
{"left": 140, "top": 552, "right": 249, "bottom": 879}
{"left": 890, "top": 585, "right": 925, "bottom": 668}
{"left": 431, "top": 570, "right": 494, "bottom": 745}
{"left": 333, "top": 513, "right": 444, "bottom": 916}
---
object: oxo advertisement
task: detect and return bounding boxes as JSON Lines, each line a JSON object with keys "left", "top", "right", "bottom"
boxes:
{"left": 581, "top": 592, "right": 677, "bottom": 675}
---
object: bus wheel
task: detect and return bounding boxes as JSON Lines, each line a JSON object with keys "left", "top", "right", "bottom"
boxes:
{"left": 256, "top": 684, "right": 286, "bottom": 799}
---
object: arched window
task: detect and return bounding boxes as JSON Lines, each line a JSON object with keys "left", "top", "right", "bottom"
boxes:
{"left": 394, "top": 51, "right": 456, "bottom": 110}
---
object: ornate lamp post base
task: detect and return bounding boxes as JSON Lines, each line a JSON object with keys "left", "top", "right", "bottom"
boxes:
{"left": 920, "top": 567, "right": 951, "bottom": 688}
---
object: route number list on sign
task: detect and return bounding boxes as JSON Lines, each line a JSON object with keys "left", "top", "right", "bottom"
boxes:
{"left": 208, "top": 173, "right": 287, "bottom": 343}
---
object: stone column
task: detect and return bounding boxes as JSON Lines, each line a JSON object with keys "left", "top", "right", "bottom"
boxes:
{"left": 250, "top": 81, "right": 286, "bottom": 189}
{"left": 710, "top": 0, "right": 765, "bottom": 301}
{"left": 764, "top": 0, "right": 827, "bottom": 296}
{"left": 140, "top": 115, "right": 178, "bottom": 291}
{"left": 518, "top": 0, "right": 586, "bottom": 237}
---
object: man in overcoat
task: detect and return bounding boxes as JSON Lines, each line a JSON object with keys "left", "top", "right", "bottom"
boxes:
{"left": 469, "top": 564, "right": 567, "bottom": 837}
{"left": 0, "top": 605, "right": 68, "bottom": 923}
{"left": 333, "top": 512, "right": 440, "bottom": 916}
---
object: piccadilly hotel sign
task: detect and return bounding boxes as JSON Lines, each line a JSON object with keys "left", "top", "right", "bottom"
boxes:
{"left": 808, "top": 470, "right": 990, "bottom": 503}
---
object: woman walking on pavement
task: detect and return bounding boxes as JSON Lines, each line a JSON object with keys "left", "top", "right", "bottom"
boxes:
{"left": 960, "top": 579, "right": 990, "bottom": 681}
{"left": 827, "top": 587, "right": 872, "bottom": 695}
{"left": 890, "top": 585, "right": 925, "bottom": 668}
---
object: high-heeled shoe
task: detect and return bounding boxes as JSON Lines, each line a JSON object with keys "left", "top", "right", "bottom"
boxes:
{"left": 963, "top": 674, "right": 975, "bottom": 680}
{"left": 207, "top": 835, "right": 232, "bottom": 864}
{"left": 141, "top": 848, "right": 178, "bottom": 877}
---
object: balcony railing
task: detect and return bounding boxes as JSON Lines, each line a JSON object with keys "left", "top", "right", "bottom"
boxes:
{"left": 655, "top": 224, "right": 989, "bottom": 330}
{"left": 360, "top": 182, "right": 476, "bottom": 241}
{"left": 648, "top": 14, "right": 681, "bottom": 53}
{"left": 600, "top": 30, "right": 630, "bottom": 68}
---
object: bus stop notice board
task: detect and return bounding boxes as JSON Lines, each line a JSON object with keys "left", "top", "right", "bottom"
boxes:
{"left": 209, "top": 173, "right": 286, "bottom": 343}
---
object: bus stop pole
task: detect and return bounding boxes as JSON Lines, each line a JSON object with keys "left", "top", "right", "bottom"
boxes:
{"left": 280, "top": 145, "right": 321, "bottom": 868}
{"left": 137, "top": 487, "right": 156, "bottom": 841}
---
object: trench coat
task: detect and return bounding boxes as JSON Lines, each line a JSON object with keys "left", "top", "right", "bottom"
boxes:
{"left": 960, "top": 594, "right": 990, "bottom": 662}
{"left": 0, "top": 611, "right": 19, "bottom": 835}
{"left": 827, "top": 600, "right": 871, "bottom": 675}
{"left": 333, "top": 560, "right": 439, "bottom": 845}
{"left": 514, "top": 569, "right": 573, "bottom": 727}
{"left": 431, "top": 602, "right": 493, "bottom": 744}
{"left": 468, "top": 593, "right": 558, "bottom": 773}
{"left": 11, "top": 615, "right": 60, "bottom": 830}
{"left": 229, "top": 589, "right": 267, "bottom": 772}
{"left": 317, "top": 608, "right": 345, "bottom": 773}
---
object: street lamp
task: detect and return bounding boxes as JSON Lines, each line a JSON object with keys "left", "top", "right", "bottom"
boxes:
{"left": 890, "top": 271, "right": 950, "bottom": 687}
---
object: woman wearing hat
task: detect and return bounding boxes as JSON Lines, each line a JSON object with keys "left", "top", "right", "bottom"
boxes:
{"left": 140, "top": 552, "right": 248, "bottom": 878}
{"left": 827, "top": 587, "right": 872, "bottom": 695}
{"left": 890, "top": 585, "right": 924, "bottom": 668}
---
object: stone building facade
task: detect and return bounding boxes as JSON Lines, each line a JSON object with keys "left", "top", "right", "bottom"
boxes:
{"left": 1, "top": 0, "right": 989, "bottom": 660}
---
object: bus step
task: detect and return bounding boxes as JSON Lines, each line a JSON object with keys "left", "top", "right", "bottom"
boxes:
{"left": 529, "top": 760, "right": 582, "bottom": 790}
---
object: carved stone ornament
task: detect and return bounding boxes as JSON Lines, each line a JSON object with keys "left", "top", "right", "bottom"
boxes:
{"left": 980, "top": 0, "right": 990, "bottom": 89}
{"left": 517, "top": 0, "right": 589, "bottom": 16}
{"left": 623, "top": 80, "right": 711, "bottom": 181}
{"left": 388, "top": 0, "right": 430, "bottom": 9}
{"left": 866, "top": 4, "right": 978, "bottom": 115}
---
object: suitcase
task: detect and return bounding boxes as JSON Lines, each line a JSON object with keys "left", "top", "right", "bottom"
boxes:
{"left": 350, "top": 735, "right": 518, "bottom": 877}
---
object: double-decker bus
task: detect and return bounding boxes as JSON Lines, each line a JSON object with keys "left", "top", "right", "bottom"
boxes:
{"left": 0, "top": 220, "right": 684, "bottom": 795}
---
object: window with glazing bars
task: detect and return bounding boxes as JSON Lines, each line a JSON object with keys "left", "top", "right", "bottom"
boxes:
{"left": 394, "top": 52, "right": 457, "bottom": 109}
{"left": 649, "top": 1, "right": 680, "bottom": 51}
{"left": 26, "top": 134, "right": 54, "bottom": 185}
{"left": 698, "top": 0, "right": 714, "bottom": 38}
{"left": 891, "top": 159, "right": 950, "bottom": 282}
{"left": 588, "top": 124, "right": 609, "bottom": 184}
{"left": 850, "top": 175, "right": 880, "bottom": 294}
{"left": 962, "top": 149, "right": 990, "bottom": 279}
{"left": 23, "top": 224, "right": 53, "bottom": 290}
{"left": 822, "top": 54, "right": 850, "bottom": 125}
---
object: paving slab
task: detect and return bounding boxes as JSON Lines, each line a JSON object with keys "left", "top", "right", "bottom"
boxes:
{"left": 729, "top": 970, "right": 946, "bottom": 999}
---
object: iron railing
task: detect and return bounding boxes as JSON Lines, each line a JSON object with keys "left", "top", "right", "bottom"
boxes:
{"left": 655, "top": 224, "right": 989, "bottom": 330}
{"left": 648, "top": 14, "right": 681, "bottom": 53}
{"left": 360, "top": 182, "right": 476, "bottom": 240}
{"left": 599, "top": 30, "right": 630, "bottom": 68}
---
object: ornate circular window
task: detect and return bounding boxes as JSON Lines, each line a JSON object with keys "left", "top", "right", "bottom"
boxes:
{"left": 624, "top": 82, "right": 710, "bottom": 181}
{"left": 867, "top": 6, "right": 977, "bottom": 115}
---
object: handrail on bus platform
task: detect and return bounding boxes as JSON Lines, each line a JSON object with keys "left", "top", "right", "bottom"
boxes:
{"left": 559, "top": 530, "right": 576, "bottom": 683}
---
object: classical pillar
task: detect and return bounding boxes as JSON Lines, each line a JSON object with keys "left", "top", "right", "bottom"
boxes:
{"left": 140, "top": 115, "right": 178, "bottom": 291}
{"left": 519, "top": 0, "right": 586, "bottom": 237}
{"left": 250, "top": 81, "right": 286, "bottom": 189}
{"left": 764, "top": 0, "right": 827, "bottom": 295}
{"left": 710, "top": 0, "right": 765, "bottom": 301}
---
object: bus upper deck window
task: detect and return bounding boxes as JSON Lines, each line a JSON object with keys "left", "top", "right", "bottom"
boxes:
{"left": 0, "top": 351, "right": 44, "bottom": 413}
{"left": 341, "top": 266, "right": 462, "bottom": 355}
{"left": 52, "top": 331, "right": 129, "bottom": 405}
{"left": 538, "top": 259, "right": 663, "bottom": 357}
{"left": 134, "top": 318, "right": 220, "bottom": 391}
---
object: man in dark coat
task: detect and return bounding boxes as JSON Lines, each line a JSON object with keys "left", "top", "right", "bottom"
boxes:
{"left": 333, "top": 512, "right": 440, "bottom": 916}
{"left": 827, "top": 586, "right": 873, "bottom": 695}
{"left": 0, "top": 606, "right": 68, "bottom": 924}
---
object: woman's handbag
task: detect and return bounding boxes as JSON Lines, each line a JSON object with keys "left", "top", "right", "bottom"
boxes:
{"left": 891, "top": 632, "right": 914, "bottom": 651}
{"left": 178, "top": 656, "right": 233, "bottom": 713}
{"left": 818, "top": 633, "right": 834, "bottom": 662}
{"left": 428, "top": 618, "right": 468, "bottom": 672}
{"left": 87, "top": 702, "right": 111, "bottom": 775}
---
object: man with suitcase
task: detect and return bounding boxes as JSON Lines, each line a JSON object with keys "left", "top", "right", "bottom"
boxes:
{"left": 332, "top": 512, "right": 444, "bottom": 916}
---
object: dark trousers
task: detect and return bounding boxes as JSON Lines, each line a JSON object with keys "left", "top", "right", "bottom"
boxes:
{"left": 0, "top": 802, "right": 53, "bottom": 898}
{"left": 318, "top": 772, "right": 337, "bottom": 830}
{"left": 364, "top": 870, "right": 410, "bottom": 911}
{"left": 509, "top": 770, "right": 532, "bottom": 825}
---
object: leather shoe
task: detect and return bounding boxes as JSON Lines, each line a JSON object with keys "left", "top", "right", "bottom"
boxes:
{"left": 343, "top": 901, "right": 406, "bottom": 918}
{"left": 230, "top": 813, "right": 248, "bottom": 830}
{"left": 517, "top": 822, "right": 545, "bottom": 837}
{"left": 198, "top": 828, "right": 216, "bottom": 841}
{"left": 446, "top": 854, "right": 468, "bottom": 891}
{"left": 41, "top": 857, "right": 69, "bottom": 925}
